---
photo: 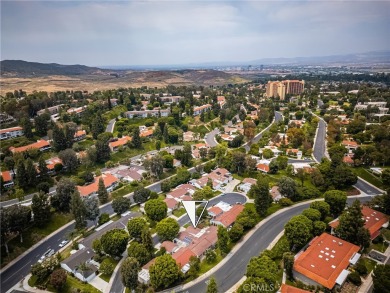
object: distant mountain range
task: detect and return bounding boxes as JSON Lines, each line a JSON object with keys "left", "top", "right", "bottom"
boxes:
{"left": 1, "top": 50, "right": 390, "bottom": 76}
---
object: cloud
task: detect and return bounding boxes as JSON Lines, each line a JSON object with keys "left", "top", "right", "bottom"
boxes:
{"left": 1, "top": 1, "right": 389, "bottom": 66}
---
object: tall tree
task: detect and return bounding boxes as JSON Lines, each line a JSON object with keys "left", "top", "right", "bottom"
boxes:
{"left": 64, "top": 123, "right": 77, "bottom": 149}
{"left": 6, "top": 204, "right": 31, "bottom": 242}
{"left": 58, "top": 148, "right": 78, "bottom": 173}
{"left": 243, "top": 120, "right": 256, "bottom": 143}
{"left": 112, "top": 197, "right": 131, "bottom": 215}
{"left": 335, "top": 200, "right": 370, "bottom": 248}
{"left": 127, "top": 218, "right": 147, "bottom": 240}
{"left": 181, "top": 143, "right": 193, "bottom": 166}
{"left": 31, "top": 192, "right": 51, "bottom": 227}
{"left": 372, "top": 264, "right": 390, "bottom": 293}
{"left": 25, "top": 158, "right": 37, "bottom": 187}
{"left": 141, "top": 227, "right": 154, "bottom": 256}
{"left": 121, "top": 257, "right": 139, "bottom": 291}
{"left": 253, "top": 178, "right": 273, "bottom": 217}
{"left": 278, "top": 176, "right": 297, "bottom": 200}
{"left": 217, "top": 225, "right": 230, "bottom": 255}
{"left": 70, "top": 191, "right": 87, "bottom": 230}
{"left": 84, "top": 197, "right": 99, "bottom": 225}
{"left": 51, "top": 178, "right": 76, "bottom": 212}
{"left": 132, "top": 127, "right": 142, "bottom": 149}
{"left": 52, "top": 123, "right": 67, "bottom": 152}
{"left": 149, "top": 254, "right": 180, "bottom": 289}
{"left": 100, "top": 229, "right": 129, "bottom": 257}
{"left": 4, "top": 157, "right": 15, "bottom": 172}
{"left": 38, "top": 157, "right": 49, "bottom": 181}
{"left": 156, "top": 217, "right": 180, "bottom": 241}
{"left": 324, "top": 190, "right": 347, "bottom": 216}
{"left": 144, "top": 199, "right": 167, "bottom": 222}
{"left": 95, "top": 139, "right": 111, "bottom": 163}
{"left": 34, "top": 114, "right": 50, "bottom": 137}
{"left": 144, "top": 155, "right": 164, "bottom": 179}
{"left": 283, "top": 252, "right": 295, "bottom": 280}
{"left": 133, "top": 187, "right": 151, "bottom": 203}
{"left": 284, "top": 215, "right": 312, "bottom": 250}
{"left": 91, "top": 115, "right": 105, "bottom": 139}
{"left": 97, "top": 177, "right": 108, "bottom": 204}
{"left": 21, "top": 117, "right": 33, "bottom": 139}
{"left": 15, "top": 160, "right": 28, "bottom": 190}
{"left": 127, "top": 242, "right": 151, "bottom": 266}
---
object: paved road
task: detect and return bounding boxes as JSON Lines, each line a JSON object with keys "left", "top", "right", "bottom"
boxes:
{"left": 172, "top": 196, "right": 374, "bottom": 293}
{"left": 312, "top": 118, "right": 327, "bottom": 163}
{"left": 106, "top": 118, "right": 116, "bottom": 133}
{"left": 0, "top": 187, "right": 57, "bottom": 208}
{"left": 243, "top": 111, "right": 283, "bottom": 152}
{"left": 204, "top": 128, "right": 219, "bottom": 147}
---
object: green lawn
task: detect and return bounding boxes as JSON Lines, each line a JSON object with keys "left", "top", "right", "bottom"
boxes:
{"left": 353, "top": 167, "right": 384, "bottom": 189}
{"left": 110, "top": 184, "right": 138, "bottom": 199}
{"left": 266, "top": 203, "right": 283, "bottom": 217}
{"left": 198, "top": 249, "right": 223, "bottom": 275}
{"left": 1, "top": 213, "right": 73, "bottom": 268}
{"left": 360, "top": 257, "right": 377, "bottom": 274}
{"left": 130, "top": 205, "right": 140, "bottom": 212}
{"left": 382, "top": 229, "right": 390, "bottom": 241}
{"left": 173, "top": 208, "right": 186, "bottom": 218}
{"left": 370, "top": 241, "right": 389, "bottom": 253}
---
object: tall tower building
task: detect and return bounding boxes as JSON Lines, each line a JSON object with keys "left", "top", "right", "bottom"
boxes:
{"left": 266, "top": 80, "right": 304, "bottom": 100}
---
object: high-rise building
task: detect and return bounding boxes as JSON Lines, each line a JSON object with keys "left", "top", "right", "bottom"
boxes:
{"left": 266, "top": 80, "right": 304, "bottom": 100}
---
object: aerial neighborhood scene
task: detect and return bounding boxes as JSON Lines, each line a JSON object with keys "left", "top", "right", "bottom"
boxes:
{"left": 1, "top": 1, "right": 390, "bottom": 293}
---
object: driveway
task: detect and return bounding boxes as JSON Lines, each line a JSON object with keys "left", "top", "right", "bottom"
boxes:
{"left": 106, "top": 118, "right": 116, "bottom": 133}
{"left": 223, "top": 179, "right": 240, "bottom": 193}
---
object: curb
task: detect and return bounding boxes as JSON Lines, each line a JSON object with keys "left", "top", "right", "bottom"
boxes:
{"left": 355, "top": 176, "right": 385, "bottom": 194}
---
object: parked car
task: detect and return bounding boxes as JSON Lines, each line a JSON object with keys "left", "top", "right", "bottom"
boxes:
{"left": 59, "top": 240, "right": 69, "bottom": 247}
{"left": 38, "top": 249, "right": 54, "bottom": 263}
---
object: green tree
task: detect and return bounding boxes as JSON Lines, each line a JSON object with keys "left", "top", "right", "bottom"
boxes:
{"left": 101, "top": 229, "right": 129, "bottom": 257}
{"left": 21, "top": 117, "right": 33, "bottom": 139}
{"left": 309, "top": 201, "right": 330, "bottom": 220}
{"left": 276, "top": 156, "right": 288, "bottom": 170}
{"left": 145, "top": 199, "right": 167, "bottom": 222}
{"left": 31, "top": 192, "right": 51, "bottom": 227}
{"left": 97, "top": 177, "right": 108, "bottom": 204}
{"left": 71, "top": 191, "right": 87, "bottom": 230}
{"left": 149, "top": 254, "right": 180, "bottom": 289}
{"left": 98, "top": 213, "right": 110, "bottom": 226}
{"left": 206, "top": 276, "right": 218, "bottom": 293}
{"left": 217, "top": 225, "right": 230, "bottom": 255}
{"left": 283, "top": 252, "right": 294, "bottom": 280}
{"left": 100, "top": 259, "right": 115, "bottom": 275}
{"left": 236, "top": 204, "right": 259, "bottom": 229}
{"left": 313, "top": 221, "right": 327, "bottom": 236}
{"left": 127, "top": 242, "right": 151, "bottom": 266}
{"left": 51, "top": 178, "right": 76, "bottom": 212}
{"left": 381, "top": 169, "right": 390, "bottom": 187}
{"left": 205, "top": 250, "right": 217, "bottom": 263}
{"left": 58, "top": 148, "right": 78, "bottom": 173}
{"left": 133, "top": 187, "right": 151, "bottom": 203}
{"left": 4, "top": 157, "right": 15, "bottom": 172}
{"left": 95, "top": 139, "right": 111, "bottom": 163}
{"left": 25, "top": 158, "right": 37, "bottom": 187}
{"left": 6, "top": 204, "right": 31, "bottom": 243}
{"left": 334, "top": 200, "right": 370, "bottom": 248}
{"left": 132, "top": 127, "right": 142, "bottom": 149}
{"left": 92, "top": 239, "right": 102, "bottom": 254}
{"left": 127, "top": 218, "right": 147, "bottom": 240}
{"left": 229, "top": 223, "right": 244, "bottom": 242}
{"left": 181, "top": 143, "right": 193, "bottom": 166}
{"left": 187, "top": 255, "right": 200, "bottom": 278}
{"left": 15, "top": 160, "right": 28, "bottom": 190}
{"left": 121, "top": 257, "right": 140, "bottom": 290}
{"left": 284, "top": 215, "right": 312, "bottom": 250}
{"left": 155, "top": 217, "right": 180, "bottom": 241}
{"left": 38, "top": 157, "right": 50, "bottom": 181}
{"left": 112, "top": 197, "right": 130, "bottom": 215}
{"left": 372, "top": 264, "right": 390, "bottom": 293}
{"left": 278, "top": 176, "right": 297, "bottom": 200}
{"left": 302, "top": 208, "right": 321, "bottom": 222}
{"left": 324, "top": 190, "right": 347, "bottom": 216}
{"left": 155, "top": 140, "right": 161, "bottom": 151}
{"left": 84, "top": 197, "right": 99, "bottom": 224}
{"left": 253, "top": 179, "right": 273, "bottom": 217}
{"left": 91, "top": 115, "right": 105, "bottom": 139}
{"left": 34, "top": 114, "right": 49, "bottom": 137}
{"left": 141, "top": 227, "right": 154, "bottom": 255}
{"left": 144, "top": 154, "right": 164, "bottom": 179}
{"left": 52, "top": 123, "right": 67, "bottom": 151}
{"left": 246, "top": 254, "right": 278, "bottom": 283}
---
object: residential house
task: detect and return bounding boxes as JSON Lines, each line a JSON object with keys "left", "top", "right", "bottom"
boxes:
{"left": 270, "top": 186, "right": 282, "bottom": 201}
{"left": 183, "top": 131, "right": 197, "bottom": 142}
{"left": 67, "top": 106, "right": 87, "bottom": 116}
{"left": 286, "top": 149, "right": 302, "bottom": 159}
{"left": 173, "top": 159, "right": 182, "bottom": 168}
{"left": 105, "top": 165, "right": 146, "bottom": 182}
{"left": 164, "top": 198, "right": 179, "bottom": 215}
{"left": 291, "top": 163, "right": 314, "bottom": 174}
{"left": 190, "top": 168, "right": 232, "bottom": 191}
{"left": 0, "top": 126, "right": 24, "bottom": 140}
{"left": 37, "top": 104, "right": 63, "bottom": 116}
{"left": 343, "top": 154, "right": 354, "bottom": 166}
{"left": 1, "top": 170, "right": 14, "bottom": 188}
{"left": 217, "top": 96, "right": 226, "bottom": 108}
{"left": 192, "top": 143, "right": 209, "bottom": 159}
{"left": 160, "top": 96, "right": 185, "bottom": 104}
{"left": 238, "top": 178, "right": 257, "bottom": 194}
{"left": 257, "top": 163, "right": 270, "bottom": 173}
{"left": 60, "top": 248, "right": 98, "bottom": 282}
{"left": 341, "top": 140, "right": 359, "bottom": 153}
{"left": 161, "top": 241, "right": 180, "bottom": 254}
{"left": 140, "top": 128, "right": 154, "bottom": 138}
{"left": 355, "top": 102, "right": 388, "bottom": 115}
{"left": 110, "top": 99, "right": 118, "bottom": 106}
{"left": 329, "top": 206, "right": 389, "bottom": 240}
{"left": 193, "top": 104, "right": 212, "bottom": 116}
{"left": 109, "top": 136, "right": 132, "bottom": 152}
{"left": 278, "top": 284, "right": 311, "bottom": 293}
{"left": 125, "top": 109, "right": 170, "bottom": 118}
{"left": 172, "top": 248, "right": 196, "bottom": 274}
{"left": 77, "top": 174, "right": 119, "bottom": 197}
{"left": 166, "top": 184, "right": 196, "bottom": 202}
{"left": 73, "top": 130, "right": 87, "bottom": 141}
{"left": 45, "top": 157, "right": 63, "bottom": 175}
{"left": 293, "top": 233, "right": 361, "bottom": 290}
{"left": 210, "top": 204, "right": 244, "bottom": 228}
{"left": 9, "top": 140, "right": 51, "bottom": 154}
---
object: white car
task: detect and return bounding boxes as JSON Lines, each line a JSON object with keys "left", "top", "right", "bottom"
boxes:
{"left": 38, "top": 249, "right": 54, "bottom": 263}
{"left": 59, "top": 240, "right": 69, "bottom": 247}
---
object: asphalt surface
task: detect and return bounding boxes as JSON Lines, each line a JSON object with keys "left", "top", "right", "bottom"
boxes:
{"left": 0, "top": 187, "right": 56, "bottom": 208}
{"left": 171, "top": 196, "right": 374, "bottom": 293}
{"left": 312, "top": 118, "right": 327, "bottom": 163}
{"left": 243, "top": 111, "right": 283, "bottom": 152}
{"left": 204, "top": 128, "right": 220, "bottom": 147}
{"left": 106, "top": 118, "right": 116, "bottom": 133}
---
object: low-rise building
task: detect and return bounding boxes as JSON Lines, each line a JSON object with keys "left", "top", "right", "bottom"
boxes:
{"left": 257, "top": 163, "right": 270, "bottom": 173}
{"left": 105, "top": 165, "right": 146, "bottom": 182}
{"left": 164, "top": 198, "right": 179, "bottom": 215}
{"left": 60, "top": 248, "right": 98, "bottom": 283}
{"left": 73, "top": 130, "right": 87, "bottom": 141}
{"left": 278, "top": 284, "right": 311, "bottom": 293}
{"left": 183, "top": 131, "right": 197, "bottom": 142}
{"left": 109, "top": 136, "right": 132, "bottom": 152}
{"left": 270, "top": 186, "right": 282, "bottom": 201}
{"left": 341, "top": 140, "right": 359, "bottom": 153}
{"left": 9, "top": 139, "right": 51, "bottom": 154}
{"left": 193, "top": 104, "right": 212, "bottom": 116}
{"left": 210, "top": 204, "right": 244, "bottom": 228}
{"left": 166, "top": 184, "right": 196, "bottom": 202}
{"left": 77, "top": 174, "right": 119, "bottom": 198}
{"left": 293, "top": 233, "right": 361, "bottom": 290}
{"left": 1, "top": 170, "right": 14, "bottom": 188}
{"left": 67, "top": 106, "right": 87, "bottom": 116}
{"left": 237, "top": 178, "right": 257, "bottom": 194}
{"left": 45, "top": 157, "right": 63, "bottom": 175}
{"left": 37, "top": 104, "right": 63, "bottom": 116}
{"left": 125, "top": 109, "right": 170, "bottom": 118}
{"left": 0, "top": 126, "right": 24, "bottom": 140}
{"left": 329, "top": 206, "right": 389, "bottom": 240}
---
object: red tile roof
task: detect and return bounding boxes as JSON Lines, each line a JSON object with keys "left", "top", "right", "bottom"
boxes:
{"left": 46, "top": 157, "right": 63, "bottom": 170}
{"left": 140, "top": 129, "right": 154, "bottom": 137}
{"left": 293, "top": 233, "right": 360, "bottom": 289}
{"left": 213, "top": 205, "right": 244, "bottom": 227}
{"left": 330, "top": 206, "right": 388, "bottom": 240}
{"left": 1, "top": 170, "right": 12, "bottom": 182}
{"left": 208, "top": 206, "right": 223, "bottom": 217}
{"left": 164, "top": 198, "right": 178, "bottom": 209}
{"left": 161, "top": 241, "right": 177, "bottom": 253}
{"left": 172, "top": 248, "right": 196, "bottom": 268}
{"left": 0, "top": 126, "right": 23, "bottom": 134}
{"left": 257, "top": 164, "right": 270, "bottom": 173}
{"left": 10, "top": 140, "right": 50, "bottom": 153}
{"left": 342, "top": 140, "right": 359, "bottom": 147}
{"left": 74, "top": 130, "right": 86, "bottom": 138}
{"left": 242, "top": 178, "right": 257, "bottom": 185}
{"left": 109, "top": 136, "right": 131, "bottom": 149}
{"left": 77, "top": 174, "right": 118, "bottom": 197}
{"left": 280, "top": 284, "right": 311, "bottom": 293}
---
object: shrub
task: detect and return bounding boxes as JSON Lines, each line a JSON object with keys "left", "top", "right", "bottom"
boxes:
{"left": 348, "top": 271, "right": 362, "bottom": 286}
{"left": 100, "top": 259, "right": 115, "bottom": 275}
{"left": 355, "top": 260, "right": 368, "bottom": 275}
{"left": 98, "top": 213, "right": 110, "bottom": 225}
{"left": 278, "top": 198, "right": 294, "bottom": 206}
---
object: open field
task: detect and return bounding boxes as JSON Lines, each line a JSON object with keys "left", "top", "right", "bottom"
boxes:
{"left": 0, "top": 70, "right": 249, "bottom": 95}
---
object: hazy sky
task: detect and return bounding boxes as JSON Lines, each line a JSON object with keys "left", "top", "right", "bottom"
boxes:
{"left": 1, "top": 1, "right": 390, "bottom": 66}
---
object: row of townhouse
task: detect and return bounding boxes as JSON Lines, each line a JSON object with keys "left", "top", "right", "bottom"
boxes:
{"left": 76, "top": 173, "right": 119, "bottom": 198}
{"left": 125, "top": 109, "right": 170, "bottom": 118}
{"left": 193, "top": 104, "right": 212, "bottom": 116}
{"left": 0, "top": 126, "right": 24, "bottom": 140}
{"left": 189, "top": 168, "right": 233, "bottom": 191}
